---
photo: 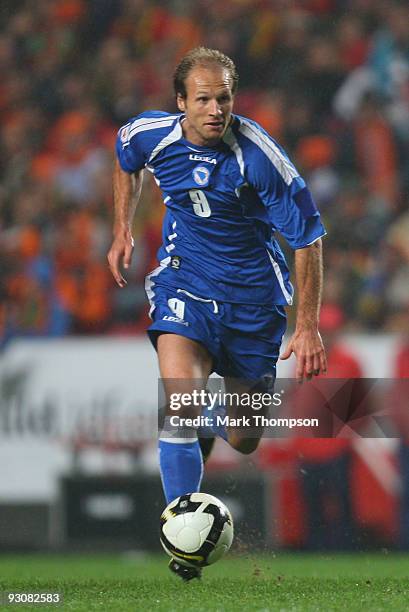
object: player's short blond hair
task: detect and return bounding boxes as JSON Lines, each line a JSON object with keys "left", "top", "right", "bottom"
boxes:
{"left": 173, "top": 47, "right": 239, "bottom": 98}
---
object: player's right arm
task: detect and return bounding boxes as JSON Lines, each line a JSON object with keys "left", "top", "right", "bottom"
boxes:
{"left": 109, "top": 110, "right": 176, "bottom": 285}
{"left": 107, "top": 159, "right": 143, "bottom": 287}
{"left": 108, "top": 114, "right": 151, "bottom": 287}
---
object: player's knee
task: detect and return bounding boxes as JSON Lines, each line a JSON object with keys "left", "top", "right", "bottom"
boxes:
{"left": 228, "top": 435, "right": 261, "bottom": 455}
{"left": 236, "top": 439, "right": 260, "bottom": 455}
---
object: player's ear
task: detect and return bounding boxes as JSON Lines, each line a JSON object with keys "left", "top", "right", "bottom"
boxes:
{"left": 176, "top": 94, "right": 186, "bottom": 112}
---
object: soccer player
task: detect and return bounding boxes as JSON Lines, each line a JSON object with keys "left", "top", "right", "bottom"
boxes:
{"left": 108, "top": 47, "right": 327, "bottom": 579}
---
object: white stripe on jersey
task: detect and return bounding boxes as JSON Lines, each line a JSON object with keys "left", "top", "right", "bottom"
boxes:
{"left": 128, "top": 115, "right": 179, "bottom": 141}
{"left": 223, "top": 128, "right": 245, "bottom": 177}
{"left": 128, "top": 120, "right": 175, "bottom": 144}
{"left": 165, "top": 227, "right": 177, "bottom": 253}
{"left": 266, "top": 249, "right": 293, "bottom": 305}
{"left": 146, "top": 164, "right": 162, "bottom": 188}
{"left": 149, "top": 121, "right": 183, "bottom": 162}
{"left": 145, "top": 256, "right": 171, "bottom": 317}
{"left": 239, "top": 119, "right": 298, "bottom": 185}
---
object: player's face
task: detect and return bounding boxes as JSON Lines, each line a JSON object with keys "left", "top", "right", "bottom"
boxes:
{"left": 177, "top": 65, "right": 234, "bottom": 147}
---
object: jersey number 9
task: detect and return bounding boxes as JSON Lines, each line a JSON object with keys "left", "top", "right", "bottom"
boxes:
{"left": 189, "top": 189, "right": 211, "bottom": 218}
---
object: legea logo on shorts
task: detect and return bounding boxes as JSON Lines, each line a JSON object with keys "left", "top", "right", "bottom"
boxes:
{"left": 192, "top": 165, "right": 210, "bottom": 186}
{"left": 162, "top": 316, "right": 189, "bottom": 326}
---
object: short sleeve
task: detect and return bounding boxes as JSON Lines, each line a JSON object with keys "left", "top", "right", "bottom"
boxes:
{"left": 244, "top": 130, "right": 326, "bottom": 249}
{"left": 115, "top": 121, "right": 146, "bottom": 173}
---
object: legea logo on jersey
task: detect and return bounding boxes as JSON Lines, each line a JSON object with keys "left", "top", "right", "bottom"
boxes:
{"left": 192, "top": 165, "right": 210, "bottom": 186}
{"left": 189, "top": 154, "right": 217, "bottom": 165}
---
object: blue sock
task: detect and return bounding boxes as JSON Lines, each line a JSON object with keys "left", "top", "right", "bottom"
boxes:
{"left": 158, "top": 439, "right": 203, "bottom": 504}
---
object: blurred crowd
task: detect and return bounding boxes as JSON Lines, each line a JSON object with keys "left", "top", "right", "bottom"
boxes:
{"left": 1, "top": 0, "right": 409, "bottom": 345}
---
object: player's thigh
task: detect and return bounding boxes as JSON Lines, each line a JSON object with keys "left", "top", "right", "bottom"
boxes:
{"left": 221, "top": 304, "right": 286, "bottom": 448}
{"left": 158, "top": 333, "right": 213, "bottom": 419}
{"left": 157, "top": 333, "right": 212, "bottom": 379}
{"left": 222, "top": 344, "right": 280, "bottom": 447}
{"left": 148, "top": 286, "right": 216, "bottom": 416}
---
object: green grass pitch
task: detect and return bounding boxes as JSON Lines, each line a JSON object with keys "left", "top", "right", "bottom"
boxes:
{"left": 1, "top": 552, "right": 409, "bottom": 611}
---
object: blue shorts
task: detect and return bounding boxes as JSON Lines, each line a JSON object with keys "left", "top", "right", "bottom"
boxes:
{"left": 147, "top": 285, "right": 287, "bottom": 380}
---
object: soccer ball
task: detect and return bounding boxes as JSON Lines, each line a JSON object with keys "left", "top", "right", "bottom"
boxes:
{"left": 160, "top": 492, "right": 234, "bottom": 568}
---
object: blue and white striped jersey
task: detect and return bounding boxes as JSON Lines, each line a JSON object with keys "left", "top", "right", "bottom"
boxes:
{"left": 116, "top": 111, "right": 326, "bottom": 306}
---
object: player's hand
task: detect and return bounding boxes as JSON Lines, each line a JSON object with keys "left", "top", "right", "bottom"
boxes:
{"left": 107, "top": 230, "right": 134, "bottom": 287}
{"left": 280, "top": 327, "right": 327, "bottom": 383}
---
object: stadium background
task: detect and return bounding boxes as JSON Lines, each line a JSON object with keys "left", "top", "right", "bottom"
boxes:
{"left": 1, "top": 0, "right": 409, "bottom": 555}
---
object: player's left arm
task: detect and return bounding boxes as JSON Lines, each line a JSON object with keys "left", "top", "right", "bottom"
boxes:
{"left": 280, "top": 239, "right": 327, "bottom": 381}
{"left": 241, "top": 125, "right": 327, "bottom": 380}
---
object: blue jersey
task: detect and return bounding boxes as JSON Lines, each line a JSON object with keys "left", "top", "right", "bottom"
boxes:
{"left": 116, "top": 111, "right": 326, "bottom": 306}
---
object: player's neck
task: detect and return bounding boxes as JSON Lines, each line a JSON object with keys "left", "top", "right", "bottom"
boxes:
{"left": 180, "top": 116, "right": 226, "bottom": 149}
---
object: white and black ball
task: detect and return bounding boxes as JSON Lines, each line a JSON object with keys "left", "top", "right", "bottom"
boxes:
{"left": 160, "top": 492, "right": 234, "bottom": 568}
